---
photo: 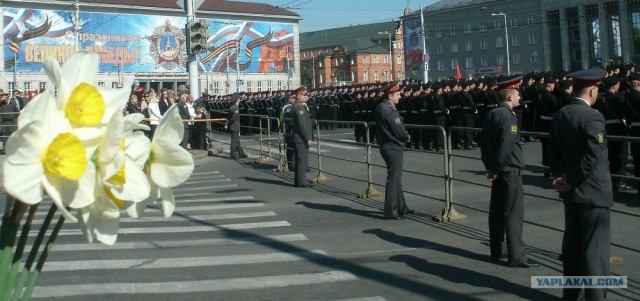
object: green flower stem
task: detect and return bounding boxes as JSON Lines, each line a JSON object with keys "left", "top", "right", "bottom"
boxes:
{"left": 2, "top": 204, "right": 38, "bottom": 301}
{"left": 0, "top": 197, "right": 27, "bottom": 297}
{"left": 10, "top": 204, "right": 46, "bottom": 301}
{"left": 21, "top": 211, "right": 66, "bottom": 301}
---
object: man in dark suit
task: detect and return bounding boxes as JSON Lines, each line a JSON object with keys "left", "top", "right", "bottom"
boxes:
{"left": 176, "top": 91, "right": 192, "bottom": 149}
{"left": 0, "top": 90, "right": 19, "bottom": 155}
{"left": 375, "top": 81, "right": 413, "bottom": 219}
{"left": 549, "top": 68, "right": 612, "bottom": 301}
{"left": 224, "top": 92, "right": 246, "bottom": 159}
{"left": 291, "top": 86, "right": 313, "bottom": 187}
{"left": 481, "top": 76, "right": 538, "bottom": 268}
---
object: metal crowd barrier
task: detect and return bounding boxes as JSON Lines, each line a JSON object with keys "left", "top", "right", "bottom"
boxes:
{"left": 207, "top": 112, "right": 640, "bottom": 225}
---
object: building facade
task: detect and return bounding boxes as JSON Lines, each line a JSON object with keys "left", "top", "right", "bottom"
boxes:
{"left": 402, "top": 0, "right": 640, "bottom": 82}
{"left": 299, "top": 21, "right": 405, "bottom": 88}
{"left": 1, "top": 0, "right": 301, "bottom": 95}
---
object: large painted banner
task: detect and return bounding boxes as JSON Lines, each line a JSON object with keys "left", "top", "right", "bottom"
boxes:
{"left": 3, "top": 8, "right": 294, "bottom": 74}
{"left": 403, "top": 17, "right": 425, "bottom": 80}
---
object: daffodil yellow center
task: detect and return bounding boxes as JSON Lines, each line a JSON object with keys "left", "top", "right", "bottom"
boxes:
{"left": 106, "top": 163, "right": 126, "bottom": 186}
{"left": 42, "top": 132, "right": 87, "bottom": 180}
{"left": 104, "top": 188, "right": 126, "bottom": 209}
{"left": 65, "top": 82, "right": 105, "bottom": 126}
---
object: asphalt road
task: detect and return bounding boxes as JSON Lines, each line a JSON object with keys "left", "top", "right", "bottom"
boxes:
{"left": 1, "top": 127, "right": 638, "bottom": 300}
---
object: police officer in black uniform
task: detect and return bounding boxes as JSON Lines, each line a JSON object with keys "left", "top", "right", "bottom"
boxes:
{"left": 375, "top": 81, "right": 413, "bottom": 220}
{"left": 481, "top": 75, "right": 538, "bottom": 268}
{"left": 292, "top": 87, "right": 313, "bottom": 188}
{"left": 549, "top": 68, "right": 613, "bottom": 301}
{"left": 225, "top": 92, "right": 247, "bottom": 159}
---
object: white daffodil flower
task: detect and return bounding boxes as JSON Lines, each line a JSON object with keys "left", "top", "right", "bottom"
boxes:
{"left": 42, "top": 51, "right": 129, "bottom": 130}
{"left": 126, "top": 105, "right": 194, "bottom": 218}
{"left": 3, "top": 93, "right": 97, "bottom": 221}
{"left": 78, "top": 113, "right": 151, "bottom": 245}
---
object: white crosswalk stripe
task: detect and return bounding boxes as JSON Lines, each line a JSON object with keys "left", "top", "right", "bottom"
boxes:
{"left": 15, "top": 166, "right": 386, "bottom": 300}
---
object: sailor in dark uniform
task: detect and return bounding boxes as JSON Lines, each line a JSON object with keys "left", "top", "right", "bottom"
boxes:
{"left": 595, "top": 76, "right": 631, "bottom": 190}
{"left": 292, "top": 86, "right": 313, "bottom": 187}
{"left": 549, "top": 68, "right": 613, "bottom": 301}
{"left": 626, "top": 72, "right": 640, "bottom": 194}
{"left": 374, "top": 81, "right": 413, "bottom": 219}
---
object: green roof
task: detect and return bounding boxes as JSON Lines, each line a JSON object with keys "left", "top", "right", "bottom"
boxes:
{"left": 300, "top": 21, "right": 397, "bottom": 54}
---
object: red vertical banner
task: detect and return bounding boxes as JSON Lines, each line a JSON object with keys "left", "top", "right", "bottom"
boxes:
{"left": 456, "top": 62, "right": 462, "bottom": 82}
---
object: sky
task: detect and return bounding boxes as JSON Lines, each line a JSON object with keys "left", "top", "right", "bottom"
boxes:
{"left": 234, "top": 0, "right": 440, "bottom": 32}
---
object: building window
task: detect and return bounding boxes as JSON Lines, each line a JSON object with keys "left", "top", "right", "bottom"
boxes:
{"left": 350, "top": 57, "right": 356, "bottom": 65}
{"left": 450, "top": 25, "right": 457, "bottom": 36}
{"left": 451, "top": 59, "right": 459, "bottom": 70}
{"left": 397, "top": 71, "right": 402, "bottom": 79}
{"left": 257, "top": 81, "right": 262, "bottom": 92}
{"left": 528, "top": 32, "right": 537, "bottom": 44}
{"left": 373, "top": 55, "right": 379, "bottom": 64}
{"left": 383, "top": 55, "right": 389, "bottom": 64}
{"left": 437, "top": 60, "right": 445, "bottom": 71}
{"left": 465, "top": 40, "right": 472, "bottom": 51}
{"left": 451, "top": 43, "right": 458, "bottom": 53}
{"left": 437, "top": 44, "right": 443, "bottom": 54}
{"left": 510, "top": 17, "right": 518, "bottom": 27}
{"left": 363, "top": 70, "right": 369, "bottom": 82}
{"left": 363, "top": 56, "right": 369, "bottom": 64}
{"left": 530, "top": 50, "right": 539, "bottom": 62}
{"left": 480, "top": 38, "right": 487, "bottom": 49}
{"left": 318, "top": 60, "right": 323, "bottom": 67}
{"left": 480, "top": 55, "right": 489, "bottom": 67}
{"left": 335, "top": 70, "right": 348, "bottom": 82}
{"left": 513, "top": 52, "right": 521, "bottom": 64}
{"left": 494, "top": 19, "right": 503, "bottom": 30}
{"left": 384, "top": 70, "right": 389, "bottom": 81}
{"left": 464, "top": 23, "right": 472, "bottom": 34}
{"left": 465, "top": 57, "right": 474, "bottom": 68}
{"left": 319, "top": 74, "right": 324, "bottom": 84}
{"left": 573, "top": 49, "right": 582, "bottom": 61}
{"left": 24, "top": 82, "right": 31, "bottom": 91}
{"left": 571, "top": 29, "right": 581, "bottom": 42}
{"left": 374, "top": 71, "right": 379, "bottom": 82}
{"left": 39, "top": 82, "right": 47, "bottom": 91}
{"left": 266, "top": 81, "right": 272, "bottom": 91}
{"left": 479, "top": 21, "right": 487, "bottom": 32}
{"left": 512, "top": 35, "right": 519, "bottom": 46}
{"left": 436, "top": 27, "right": 442, "bottom": 38}
{"left": 216, "top": 81, "right": 222, "bottom": 94}
{"left": 396, "top": 55, "right": 402, "bottom": 64}
{"left": 9, "top": 82, "right": 16, "bottom": 93}
{"left": 97, "top": 82, "right": 104, "bottom": 87}
{"left": 277, "top": 81, "right": 283, "bottom": 90}
{"left": 352, "top": 71, "right": 357, "bottom": 82}
{"left": 497, "top": 54, "right": 505, "bottom": 66}
{"left": 111, "top": 82, "right": 120, "bottom": 89}
{"left": 247, "top": 81, "right": 252, "bottom": 93}
{"left": 527, "top": 14, "right": 536, "bottom": 25}
{"left": 496, "top": 36, "right": 504, "bottom": 48}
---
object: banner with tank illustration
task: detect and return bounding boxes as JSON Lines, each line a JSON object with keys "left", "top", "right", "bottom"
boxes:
{"left": 3, "top": 8, "right": 294, "bottom": 74}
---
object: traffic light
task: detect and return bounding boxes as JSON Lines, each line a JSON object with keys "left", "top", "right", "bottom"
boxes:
{"left": 186, "top": 20, "right": 211, "bottom": 55}
{"left": 186, "top": 20, "right": 203, "bottom": 54}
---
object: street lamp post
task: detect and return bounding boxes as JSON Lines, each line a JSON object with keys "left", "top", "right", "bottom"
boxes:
{"left": 378, "top": 31, "right": 393, "bottom": 81}
{"left": 282, "top": 39, "right": 291, "bottom": 90}
{"left": 492, "top": 12, "right": 511, "bottom": 76}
